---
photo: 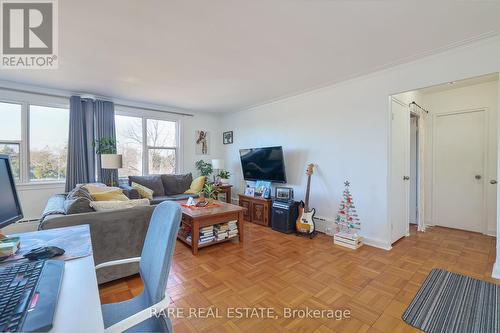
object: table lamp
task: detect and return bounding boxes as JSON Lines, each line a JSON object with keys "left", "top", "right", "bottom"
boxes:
{"left": 101, "top": 154, "right": 123, "bottom": 186}
{"left": 211, "top": 159, "right": 224, "bottom": 184}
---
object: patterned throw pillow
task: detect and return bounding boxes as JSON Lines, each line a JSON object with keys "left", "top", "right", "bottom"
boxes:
{"left": 131, "top": 182, "right": 154, "bottom": 200}
{"left": 67, "top": 184, "right": 93, "bottom": 201}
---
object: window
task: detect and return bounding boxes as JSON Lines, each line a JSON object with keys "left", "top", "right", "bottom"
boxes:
{"left": 29, "top": 105, "right": 69, "bottom": 181}
{"left": 115, "top": 113, "right": 178, "bottom": 177}
{"left": 0, "top": 94, "right": 69, "bottom": 184}
{"left": 147, "top": 119, "right": 177, "bottom": 175}
{"left": 116, "top": 115, "right": 143, "bottom": 177}
{"left": 0, "top": 102, "right": 22, "bottom": 179}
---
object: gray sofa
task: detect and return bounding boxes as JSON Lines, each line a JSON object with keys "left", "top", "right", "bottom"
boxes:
{"left": 39, "top": 193, "right": 155, "bottom": 284}
{"left": 39, "top": 174, "right": 199, "bottom": 284}
{"left": 121, "top": 173, "right": 199, "bottom": 204}
{"left": 41, "top": 204, "right": 155, "bottom": 284}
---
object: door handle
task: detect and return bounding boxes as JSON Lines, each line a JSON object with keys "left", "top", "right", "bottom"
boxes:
{"left": 403, "top": 176, "right": 410, "bottom": 181}
{"left": 490, "top": 180, "right": 497, "bottom": 184}
{"left": 475, "top": 175, "right": 482, "bottom": 180}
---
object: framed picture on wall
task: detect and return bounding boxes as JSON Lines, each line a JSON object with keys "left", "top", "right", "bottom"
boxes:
{"left": 195, "top": 130, "right": 209, "bottom": 155}
{"left": 223, "top": 131, "right": 233, "bottom": 145}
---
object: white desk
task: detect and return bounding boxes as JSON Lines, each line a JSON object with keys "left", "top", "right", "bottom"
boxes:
{"left": 50, "top": 255, "right": 104, "bottom": 333}
{"left": 10, "top": 226, "right": 104, "bottom": 332}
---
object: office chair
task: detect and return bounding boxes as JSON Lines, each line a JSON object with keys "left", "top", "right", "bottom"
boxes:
{"left": 96, "top": 201, "right": 181, "bottom": 332}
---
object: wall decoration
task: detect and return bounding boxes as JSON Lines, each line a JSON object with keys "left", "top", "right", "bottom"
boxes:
{"left": 195, "top": 130, "right": 209, "bottom": 155}
{"left": 223, "top": 131, "right": 233, "bottom": 145}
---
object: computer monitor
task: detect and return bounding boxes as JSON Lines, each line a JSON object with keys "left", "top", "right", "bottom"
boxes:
{"left": 0, "top": 154, "right": 23, "bottom": 229}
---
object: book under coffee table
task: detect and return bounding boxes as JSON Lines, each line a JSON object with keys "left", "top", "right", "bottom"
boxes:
{"left": 176, "top": 201, "right": 246, "bottom": 255}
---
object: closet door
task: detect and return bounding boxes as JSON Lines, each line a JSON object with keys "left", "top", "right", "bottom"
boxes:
{"left": 433, "top": 110, "right": 486, "bottom": 232}
{"left": 390, "top": 98, "right": 410, "bottom": 243}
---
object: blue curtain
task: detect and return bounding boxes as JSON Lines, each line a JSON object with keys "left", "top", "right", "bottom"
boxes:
{"left": 94, "top": 100, "right": 116, "bottom": 186}
{"left": 65, "top": 97, "right": 115, "bottom": 191}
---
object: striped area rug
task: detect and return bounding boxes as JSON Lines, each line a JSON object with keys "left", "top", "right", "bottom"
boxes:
{"left": 402, "top": 269, "right": 500, "bottom": 333}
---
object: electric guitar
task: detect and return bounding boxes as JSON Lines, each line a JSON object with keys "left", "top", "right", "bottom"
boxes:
{"left": 296, "top": 164, "right": 316, "bottom": 235}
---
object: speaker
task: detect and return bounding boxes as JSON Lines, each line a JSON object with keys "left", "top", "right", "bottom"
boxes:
{"left": 271, "top": 200, "right": 299, "bottom": 234}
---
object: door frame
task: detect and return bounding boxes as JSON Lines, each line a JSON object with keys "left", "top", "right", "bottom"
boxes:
{"left": 431, "top": 107, "right": 489, "bottom": 234}
{"left": 389, "top": 97, "right": 411, "bottom": 243}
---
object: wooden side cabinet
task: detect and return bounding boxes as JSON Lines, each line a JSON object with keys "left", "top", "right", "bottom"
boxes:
{"left": 238, "top": 194, "right": 272, "bottom": 226}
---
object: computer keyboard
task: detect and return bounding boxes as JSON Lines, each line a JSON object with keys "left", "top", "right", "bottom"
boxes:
{"left": 0, "top": 259, "right": 64, "bottom": 332}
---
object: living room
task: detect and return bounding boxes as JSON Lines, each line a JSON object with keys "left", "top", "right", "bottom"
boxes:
{"left": 1, "top": 1, "right": 500, "bottom": 333}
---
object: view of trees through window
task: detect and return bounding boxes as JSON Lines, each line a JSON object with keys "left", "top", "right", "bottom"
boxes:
{"left": 116, "top": 115, "right": 143, "bottom": 178}
{"left": 147, "top": 119, "right": 176, "bottom": 174}
{"left": 29, "top": 105, "right": 69, "bottom": 181}
{"left": 116, "top": 115, "right": 177, "bottom": 177}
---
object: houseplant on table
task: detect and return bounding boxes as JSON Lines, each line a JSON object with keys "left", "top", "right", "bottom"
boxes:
{"left": 217, "top": 170, "right": 230, "bottom": 185}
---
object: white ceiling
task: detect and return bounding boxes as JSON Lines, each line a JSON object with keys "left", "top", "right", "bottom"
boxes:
{"left": 2, "top": 0, "right": 500, "bottom": 113}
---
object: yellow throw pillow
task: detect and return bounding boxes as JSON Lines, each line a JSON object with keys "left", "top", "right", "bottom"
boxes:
{"left": 91, "top": 188, "right": 129, "bottom": 201}
{"left": 131, "top": 182, "right": 154, "bottom": 200}
{"left": 85, "top": 184, "right": 121, "bottom": 194}
{"left": 184, "top": 176, "right": 206, "bottom": 194}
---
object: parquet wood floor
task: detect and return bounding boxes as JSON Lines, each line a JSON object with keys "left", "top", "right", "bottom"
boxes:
{"left": 99, "top": 223, "right": 498, "bottom": 332}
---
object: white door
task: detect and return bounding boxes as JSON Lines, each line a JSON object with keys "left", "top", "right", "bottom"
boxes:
{"left": 433, "top": 110, "right": 486, "bottom": 233}
{"left": 390, "top": 98, "right": 410, "bottom": 243}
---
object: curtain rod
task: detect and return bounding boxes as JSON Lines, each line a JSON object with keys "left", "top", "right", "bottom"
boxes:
{"left": 0, "top": 86, "right": 194, "bottom": 117}
{"left": 409, "top": 101, "right": 429, "bottom": 114}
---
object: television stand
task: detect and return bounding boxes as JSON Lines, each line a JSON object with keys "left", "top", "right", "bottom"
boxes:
{"left": 238, "top": 194, "right": 272, "bottom": 226}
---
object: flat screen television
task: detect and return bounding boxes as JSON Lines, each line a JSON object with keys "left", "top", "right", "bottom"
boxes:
{"left": 239, "top": 146, "right": 287, "bottom": 183}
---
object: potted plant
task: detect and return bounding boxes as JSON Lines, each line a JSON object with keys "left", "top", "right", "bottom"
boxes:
{"left": 202, "top": 183, "right": 219, "bottom": 202}
{"left": 195, "top": 160, "right": 213, "bottom": 177}
{"left": 94, "top": 138, "right": 122, "bottom": 186}
{"left": 218, "top": 170, "right": 230, "bottom": 185}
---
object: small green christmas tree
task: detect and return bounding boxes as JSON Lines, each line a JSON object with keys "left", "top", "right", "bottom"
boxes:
{"left": 335, "top": 181, "right": 360, "bottom": 235}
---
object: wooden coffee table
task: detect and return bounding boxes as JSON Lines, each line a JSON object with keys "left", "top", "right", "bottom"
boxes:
{"left": 177, "top": 201, "right": 246, "bottom": 254}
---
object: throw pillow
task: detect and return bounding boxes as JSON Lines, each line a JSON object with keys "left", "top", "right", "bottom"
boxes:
{"left": 63, "top": 197, "right": 94, "bottom": 215}
{"left": 184, "top": 176, "right": 206, "bottom": 194}
{"left": 131, "top": 182, "right": 154, "bottom": 200}
{"left": 85, "top": 184, "right": 121, "bottom": 194}
{"left": 91, "top": 188, "right": 129, "bottom": 201}
{"left": 128, "top": 175, "right": 165, "bottom": 196}
{"left": 67, "top": 184, "right": 93, "bottom": 201}
{"left": 161, "top": 173, "right": 193, "bottom": 195}
{"left": 90, "top": 199, "right": 150, "bottom": 211}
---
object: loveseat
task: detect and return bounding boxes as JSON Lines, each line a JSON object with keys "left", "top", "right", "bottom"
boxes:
{"left": 121, "top": 173, "right": 202, "bottom": 204}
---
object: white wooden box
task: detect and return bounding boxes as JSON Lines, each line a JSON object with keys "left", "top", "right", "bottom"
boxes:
{"left": 334, "top": 232, "right": 364, "bottom": 249}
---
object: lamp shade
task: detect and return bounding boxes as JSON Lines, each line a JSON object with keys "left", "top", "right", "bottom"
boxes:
{"left": 101, "top": 154, "right": 123, "bottom": 169}
{"left": 211, "top": 159, "right": 224, "bottom": 169}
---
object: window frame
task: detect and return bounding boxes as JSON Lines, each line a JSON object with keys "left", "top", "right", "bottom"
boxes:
{"left": 0, "top": 93, "right": 69, "bottom": 185}
{"left": 115, "top": 107, "right": 182, "bottom": 177}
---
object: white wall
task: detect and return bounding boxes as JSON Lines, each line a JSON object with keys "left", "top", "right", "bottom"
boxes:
{"left": 222, "top": 35, "right": 500, "bottom": 250}
{"left": 182, "top": 112, "right": 224, "bottom": 177}
{"left": 422, "top": 80, "right": 499, "bottom": 235}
